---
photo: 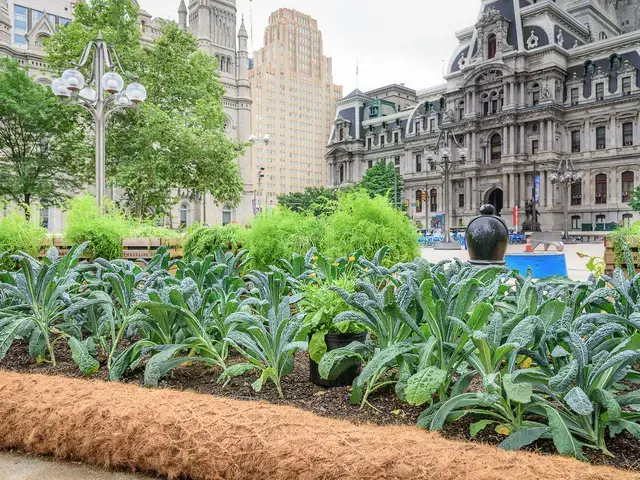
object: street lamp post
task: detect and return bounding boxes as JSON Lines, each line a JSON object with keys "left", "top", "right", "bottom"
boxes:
{"left": 248, "top": 134, "right": 270, "bottom": 214}
{"left": 425, "top": 129, "right": 468, "bottom": 250}
{"left": 51, "top": 34, "right": 146, "bottom": 210}
{"left": 549, "top": 157, "right": 582, "bottom": 240}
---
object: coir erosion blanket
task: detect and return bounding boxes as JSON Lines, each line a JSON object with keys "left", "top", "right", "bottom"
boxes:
{"left": 0, "top": 371, "right": 637, "bottom": 480}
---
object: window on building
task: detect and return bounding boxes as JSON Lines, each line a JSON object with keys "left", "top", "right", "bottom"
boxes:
{"left": 596, "top": 82, "right": 604, "bottom": 100}
{"left": 490, "top": 134, "right": 502, "bottom": 161}
{"left": 416, "top": 190, "right": 423, "bottom": 213}
{"left": 367, "top": 137, "right": 372, "bottom": 150}
{"left": 367, "top": 159, "right": 373, "bottom": 168}
{"left": 430, "top": 189, "right": 438, "bottom": 212}
{"left": 40, "top": 208, "right": 49, "bottom": 229}
{"left": 571, "top": 216, "right": 580, "bottom": 230}
{"left": 339, "top": 164, "right": 345, "bottom": 183}
{"left": 596, "top": 126, "right": 606, "bottom": 149}
{"left": 458, "top": 101, "right": 464, "bottom": 121}
{"left": 416, "top": 154, "right": 423, "bottom": 172}
{"left": 482, "top": 94, "right": 490, "bottom": 116}
{"left": 622, "top": 77, "right": 632, "bottom": 95}
{"left": 595, "top": 173, "right": 607, "bottom": 204}
{"left": 571, "top": 131, "right": 581, "bottom": 152}
{"left": 416, "top": 121, "right": 421, "bottom": 134}
{"left": 532, "top": 140, "right": 539, "bottom": 154}
{"left": 339, "top": 128, "right": 344, "bottom": 141}
{"left": 571, "top": 182, "right": 582, "bottom": 205}
{"left": 380, "top": 135, "right": 385, "bottom": 147}
{"left": 14, "top": 5, "right": 26, "bottom": 30}
{"left": 32, "top": 9, "right": 43, "bottom": 24}
{"left": 623, "top": 213, "right": 633, "bottom": 226}
{"left": 394, "top": 132, "right": 399, "bottom": 144}
{"left": 222, "top": 208, "right": 232, "bottom": 226}
{"left": 491, "top": 91, "right": 499, "bottom": 114}
{"left": 59, "top": 17, "right": 71, "bottom": 26}
{"left": 532, "top": 83, "right": 540, "bottom": 106}
{"left": 596, "top": 214, "right": 606, "bottom": 223}
{"left": 487, "top": 34, "right": 497, "bottom": 59}
{"left": 458, "top": 193, "right": 465, "bottom": 208}
{"left": 599, "top": 32, "right": 608, "bottom": 40}
{"left": 623, "top": 122, "right": 633, "bottom": 146}
{"left": 430, "top": 119, "right": 435, "bottom": 132}
{"left": 179, "top": 204, "right": 188, "bottom": 227}
{"left": 622, "top": 171, "right": 634, "bottom": 202}
{"left": 570, "top": 88, "right": 579, "bottom": 104}
{"left": 394, "top": 156, "right": 400, "bottom": 166}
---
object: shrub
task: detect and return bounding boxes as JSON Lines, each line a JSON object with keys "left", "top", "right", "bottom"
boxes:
{"left": 0, "top": 213, "right": 46, "bottom": 270}
{"left": 183, "top": 224, "right": 247, "bottom": 261}
{"left": 322, "top": 191, "right": 419, "bottom": 266}
{"left": 127, "top": 221, "right": 180, "bottom": 239}
{"left": 64, "top": 194, "right": 129, "bottom": 260}
{"left": 608, "top": 221, "right": 640, "bottom": 265}
{"left": 244, "top": 209, "right": 324, "bottom": 270}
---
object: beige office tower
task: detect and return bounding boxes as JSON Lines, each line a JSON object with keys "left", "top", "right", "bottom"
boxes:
{"left": 249, "top": 8, "right": 342, "bottom": 210}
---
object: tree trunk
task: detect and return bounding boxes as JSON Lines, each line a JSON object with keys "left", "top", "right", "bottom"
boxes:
{"left": 23, "top": 194, "right": 31, "bottom": 220}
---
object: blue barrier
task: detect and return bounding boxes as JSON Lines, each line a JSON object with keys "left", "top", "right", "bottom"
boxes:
{"left": 505, "top": 253, "right": 568, "bottom": 278}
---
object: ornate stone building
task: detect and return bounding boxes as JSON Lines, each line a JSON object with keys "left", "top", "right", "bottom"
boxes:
{"left": 327, "top": 0, "right": 640, "bottom": 232}
{"left": 0, "top": 0, "right": 253, "bottom": 229}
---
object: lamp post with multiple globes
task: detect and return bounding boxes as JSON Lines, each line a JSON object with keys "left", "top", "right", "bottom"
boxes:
{"left": 549, "top": 157, "right": 582, "bottom": 240}
{"left": 51, "top": 34, "right": 146, "bottom": 209}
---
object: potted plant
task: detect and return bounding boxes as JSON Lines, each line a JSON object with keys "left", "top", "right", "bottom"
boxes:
{"left": 300, "top": 276, "right": 367, "bottom": 387}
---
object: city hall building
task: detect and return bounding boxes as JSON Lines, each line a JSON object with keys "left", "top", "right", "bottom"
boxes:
{"left": 327, "top": 0, "right": 640, "bottom": 232}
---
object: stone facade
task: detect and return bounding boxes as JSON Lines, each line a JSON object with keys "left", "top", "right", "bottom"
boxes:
{"left": 327, "top": 0, "right": 640, "bottom": 233}
{"left": 0, "top": 0, "right": 253, "bottom": 230}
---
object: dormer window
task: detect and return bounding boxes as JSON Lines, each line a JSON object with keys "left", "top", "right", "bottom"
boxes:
{"left": 596, "top": 82, "right": 604, "bottom": 100}
{"left": 369, "top": 106, "right": 379, "bottom": 117}
{"left": 339, "top": 128, "right": 344, "bottom": 141}
{"left": 623, "top": 77, "right": 632, "bottom": 95}
{"left": 487, "top": 34, "right": 497, "bottom": 59}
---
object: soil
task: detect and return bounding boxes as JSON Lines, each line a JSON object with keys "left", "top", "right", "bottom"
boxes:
{"left": 1, "top": 339, "right": 639, "bottom": 473}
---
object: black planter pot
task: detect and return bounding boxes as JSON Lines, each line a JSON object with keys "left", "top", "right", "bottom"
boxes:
{"left": 309, "top": 332, "right": 367, "bottom": 387}
{"left": 466, "top": 204, "right": 509, "bottom": 265}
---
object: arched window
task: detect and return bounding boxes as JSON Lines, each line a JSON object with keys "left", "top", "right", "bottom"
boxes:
{"left": 595, "top": 173, "right": 607, "bottom": 204}
{"left": 599, "top": 32, "right": 608, "bottom": 40}
{"left": 220, "top": 57, "right": 227, "bottom": 73}
{"left": 179, "top": 204, "right": 189, "bottom": 227}
{"left": 457, "top": 100, "right": 465, "bottom": 121}
{"left": 622, "top": 171, "right": 634, "bottom": 202}
{"left": 482, "top": 93, "right": 490, "bottom": 116}
{"left": 215, "top": 54, "right": 221, "bottom": 70}
{"left": 222, "top": 207, "right": 232, "bottom": 226}
{"left": 490, "top": 134, "right": 502, "bottom": 162}
{"left": 416, "top": 190, "right": 423, "bottom": 213}
{"left": 491, "top": 91, "right": 499, "bottom": 114}
{"left": 430, "top": 189, "right": 438, "bottom": 212}
{"left": 499, "top": 89, "right": 504, "bottom": 110}
{"left": 487, "top": 34, "right": 497, "bottom": 59}
{"left": 339, "top": 164, "right": 345, "bottom": 183}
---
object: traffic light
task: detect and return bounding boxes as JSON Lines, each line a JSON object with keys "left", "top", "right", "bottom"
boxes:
{"left": 422, "top": 191, "right": 427, "bottom": 201}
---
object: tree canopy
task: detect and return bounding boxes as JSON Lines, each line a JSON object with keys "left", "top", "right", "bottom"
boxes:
{"left": 44, "top": 0, "right": 245, "bottom": 219}
{"left": 277, "top": 187, "right": 340, "bottom": 216}
{"left": 360, "top": 162, "right": 404, "bottom": 209}
{"left": 0, "top": 58, "right": 91, "bottom": 217}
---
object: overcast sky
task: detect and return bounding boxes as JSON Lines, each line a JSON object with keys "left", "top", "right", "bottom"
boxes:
{"left": 137, "top": 0, "right": 480, "bottom": 93}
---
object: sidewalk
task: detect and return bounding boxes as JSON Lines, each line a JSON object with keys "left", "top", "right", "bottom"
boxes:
{"left": 422, "top": 242, "right": 604, "bottom": 281}
{"left": 0, "top": 451, "right": 158, "bottom": 480}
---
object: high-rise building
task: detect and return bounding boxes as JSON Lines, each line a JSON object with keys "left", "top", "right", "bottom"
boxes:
{"left": 250, "top": 8, "right": 342, "bottom": 209}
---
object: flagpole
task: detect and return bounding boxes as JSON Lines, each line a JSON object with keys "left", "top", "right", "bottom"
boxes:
{"left": 356, "top": 61, "right": 359, "bottom": 90}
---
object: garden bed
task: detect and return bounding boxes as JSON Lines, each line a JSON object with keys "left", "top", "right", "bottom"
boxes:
{"left": 0, "top": 370, "right": 637, "bottom": 480}
{"left": 1, "top": 340, "right": 639, "bottom": 474}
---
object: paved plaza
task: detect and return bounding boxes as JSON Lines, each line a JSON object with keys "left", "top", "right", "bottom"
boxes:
{"left": 422, "top": 242, "right": 605, "bottom": 282}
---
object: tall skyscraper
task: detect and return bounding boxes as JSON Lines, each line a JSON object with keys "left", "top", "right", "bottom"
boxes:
{"left": 250, "top": 9, "right": 342, "bottom": 209}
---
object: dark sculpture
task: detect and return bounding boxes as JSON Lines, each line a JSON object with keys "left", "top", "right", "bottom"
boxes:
{"left": 522, "top": 199, "right": 541, "bottom": 232}
{"left": 466, "top": 204, "right": 509, "bottom": 265}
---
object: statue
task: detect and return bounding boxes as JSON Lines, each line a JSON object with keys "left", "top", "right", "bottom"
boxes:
{"left": 527, "top": 31, "right": 539, "bottom": 50}
{"left": 458, "top": 52, "right": 467, "bottom": 70}
{"left": 556, "top": 29, "right": 564, "bottom": 47}
{"left": 573, "top": 39, "right": 579, "bottom": 48}
{"left": 522, "top": 199, "right": 541, "bottom": 232}
{"left": 541, "top": 84, "right": 551, "bottom": 100}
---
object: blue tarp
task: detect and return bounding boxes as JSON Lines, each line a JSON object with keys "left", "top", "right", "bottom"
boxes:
{"left": 505, "top": 254, "right": 568, "bottom": 278}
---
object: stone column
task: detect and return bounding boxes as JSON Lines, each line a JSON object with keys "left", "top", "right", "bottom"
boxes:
{"left": 547, "top": 121, "right": 553, "bottom": 150}
{"left": 540, "top": 121, "right": 545, "bottom": 150}
{"left": 519, "top": 173, "right": 526, "bottom": 208}
{"left": 471, "top": 131, "right": 477, "bottom": 161}
{"left": 509, "top": 174, "right": 516, "bottom": 209}
{"left": 610, "top": 116, "right": 617, "bottom": 149}
{"left": 510, "top": 81, "right": 516, "bottom": 106}
{"left": 510, "top": 125, "right": 516, "bottom": 156}
{"left": 583, "top": 172, "right": 591, "bottom": 207}
{"left": 520, "top": 81, "right": 526, "bottom": 105}
{"left": 540, "top": 171, "right": 546, "bottom": 208}
{"left": 546, "top": 172, "right": 553, "bottom": 207}
{"left": 503, "top": 126, "right": 509, "bottom": 155}
{"left": 611, "top": 168, "right": 618, "bottom": 204}
{"left": 471, "top": 176, "right": 476, "bottom": 212}
{"left": 466, "top": 178, "right": 471, "bottom": 211}
{"left": 519, "top": 124, "right": 525, "bottom": 154}
{"left": 503, "top": 173, "right": 509, "bottom": 208}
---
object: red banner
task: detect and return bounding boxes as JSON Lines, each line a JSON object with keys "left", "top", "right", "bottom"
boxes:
{"left": 512, "top": 206, "right": 518, "bottom": 230}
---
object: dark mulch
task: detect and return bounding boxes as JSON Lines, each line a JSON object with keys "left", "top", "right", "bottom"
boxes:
{"left": 1, "top": 340, "right": 639, "bottom": 472}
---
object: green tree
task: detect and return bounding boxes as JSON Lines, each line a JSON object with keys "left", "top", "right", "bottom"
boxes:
{"left": 360, "top": 162, "right": 404, "bottom": 209}
{"left": 45, "top": 1, "right": 244, "bottom": 219}
{"left": 630, "top": 185, "right": 640, "bottom": 213}
{"left": 0, "top": 59, "right": 90, "bottom": 218}
{"left": 277, "top": 187, "right": 339, "bottom": 216}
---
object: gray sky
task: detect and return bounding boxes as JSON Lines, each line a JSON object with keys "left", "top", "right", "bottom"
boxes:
{"left": 137, "top": 0, "right": 480, "bottom": 93}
